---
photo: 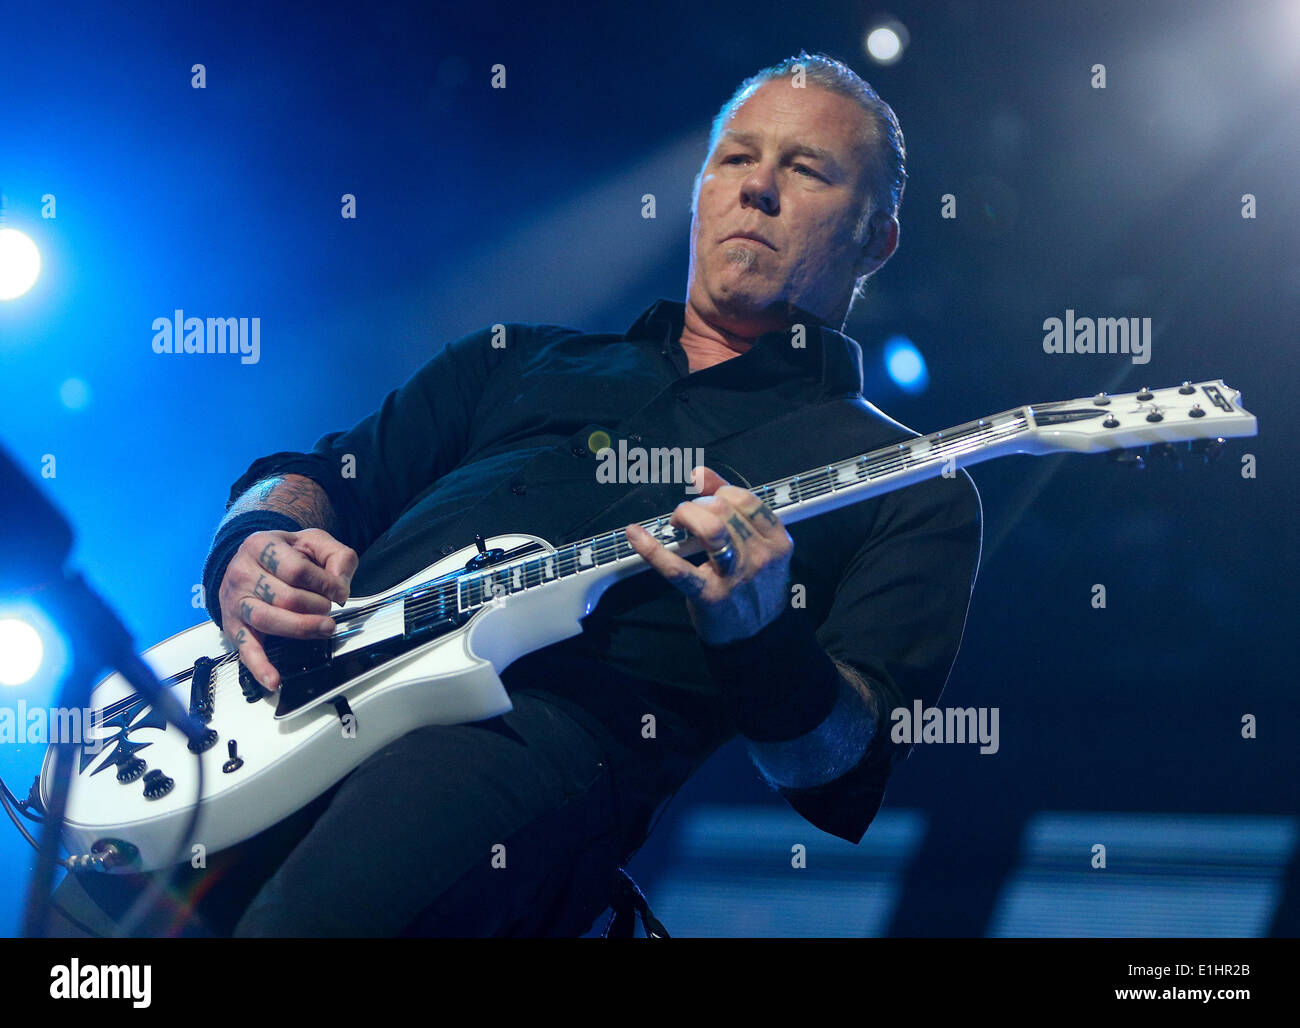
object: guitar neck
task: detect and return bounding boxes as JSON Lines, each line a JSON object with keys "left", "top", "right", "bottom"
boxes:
{"left": 449, "top": 406, "right": 1035, "bottom": 611}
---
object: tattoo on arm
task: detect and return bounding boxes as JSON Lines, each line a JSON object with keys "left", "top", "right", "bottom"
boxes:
{"left": 223, "top": 473, "right": 340, "bottom": 535}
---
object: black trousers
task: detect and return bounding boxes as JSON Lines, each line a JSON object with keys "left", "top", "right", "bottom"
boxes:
{"left": 44, "top": 690, "right": 676, "bottom": 937}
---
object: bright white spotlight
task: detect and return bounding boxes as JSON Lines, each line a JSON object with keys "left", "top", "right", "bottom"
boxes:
{"left": 0, "top": 227, "right": 41, "bottom": 300}
{"left": 0, "top": 618, "right": 44, "bottom": 686}
{"left": 865, "top": 20, "right": 909, "bottom": 66}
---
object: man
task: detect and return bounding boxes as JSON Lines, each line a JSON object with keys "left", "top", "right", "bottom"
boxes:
{"left": 51, "top": 51, "right": 980, "bottom": 937}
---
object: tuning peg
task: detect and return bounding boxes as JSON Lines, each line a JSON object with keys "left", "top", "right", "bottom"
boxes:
{"left": 1152, "top": 443, "right": 1183, "bottom": 470}
{"left": 1190, "top": 437, "right": 1227, "bottom": 463}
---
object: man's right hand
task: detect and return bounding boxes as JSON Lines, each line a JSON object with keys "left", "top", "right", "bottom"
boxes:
{"left": 217, "top": 528, "right": 358, "bottom": 691}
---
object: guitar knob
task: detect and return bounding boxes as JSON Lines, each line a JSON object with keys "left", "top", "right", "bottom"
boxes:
{"left": 187, "top": 727, "right": 219, "bottom": 754}
{"left": 142, "top": 769, "right": 174, "bottom": 800}
{"left": 1145, "top": 411, "right": 1164, "bottom": 422}
{"left": 116, "top": 757, "right": 146, "bottom": 784}
{"left": 1092, "top": 392, "right": 1111, "bottom": 406}
{"left": 1179, "top": 381, "right": 1196, "bottom": 394}
{"left": 1136, "top": 387, "right": 1154, "bottom": 401}
{"left": 1103, "top": 415, "right": 1120, "bottom": 428}
{"left": 1189, "top": 403, "right": 1205, "bottom": 418}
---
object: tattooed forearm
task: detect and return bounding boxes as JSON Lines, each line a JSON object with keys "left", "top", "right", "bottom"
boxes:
{"left": 222, "top": 473, "right": 340, "bottom": 536}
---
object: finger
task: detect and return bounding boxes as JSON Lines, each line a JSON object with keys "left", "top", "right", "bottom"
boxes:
{"left": 246, "top": 533, "right": 348, "bottom": 605}
{"left": 290, "top": 530, "right": 357, "bottom": 602}
{"left": 690, "top": 466, "right": 730, "bottom": 497}
{"left": 231, "top": 556, "right": 334, "bottom": 616}
{"left": 236, "top": 594, "right": 336, "bottom": 640}
{"left": 625, "top": 523, "right": 716, "bottom": 601}
{"left": 713, "top": 484, "right": 788, "bottom": 543}
{"left": 224, "top": 621, "right": 282, "bottom": 691}
{"left": 671, "top": 499, "right": 733, "bottom": 554}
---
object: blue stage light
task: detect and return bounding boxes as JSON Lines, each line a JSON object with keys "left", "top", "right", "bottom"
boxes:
{"left": 0, "top": 617, "right": 44, "bottom": 686}
{"left": 883, "top": 335, "right": 929, "bottom": 394}
{"left": 0, "top": 228, "right": 41, "bottom": 301}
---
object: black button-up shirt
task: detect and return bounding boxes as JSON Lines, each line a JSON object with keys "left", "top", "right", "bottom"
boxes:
{"left": 223, "top": 298, "right": 982, "bottom": 843}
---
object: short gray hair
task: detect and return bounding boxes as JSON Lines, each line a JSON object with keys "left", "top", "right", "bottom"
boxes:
{"left": 694, "top": 51, "right": 906, "bottom": 318}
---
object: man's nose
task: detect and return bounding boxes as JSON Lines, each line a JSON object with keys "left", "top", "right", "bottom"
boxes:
{"left": 740, "top": 168, "right": 778, "bottom": 215}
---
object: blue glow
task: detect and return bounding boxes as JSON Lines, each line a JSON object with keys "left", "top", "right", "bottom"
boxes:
{"left": 59, "top": 377, "right": 91, "bottom": 410}
{"left": 883, "top": 335, "right": 929, "bottom": 394}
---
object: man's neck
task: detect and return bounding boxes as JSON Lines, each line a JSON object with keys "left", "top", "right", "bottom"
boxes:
{"left": 678, "top": 302, "right": 781, "bottom": 373}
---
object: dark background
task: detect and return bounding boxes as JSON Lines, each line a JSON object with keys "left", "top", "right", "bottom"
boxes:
{"left": 1, "top": 0, "right": 1295, "bottom": 935}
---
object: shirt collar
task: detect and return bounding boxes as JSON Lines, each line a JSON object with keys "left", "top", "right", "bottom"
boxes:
{"left": 624, "top": 298, "right": 863, "bottom": 397}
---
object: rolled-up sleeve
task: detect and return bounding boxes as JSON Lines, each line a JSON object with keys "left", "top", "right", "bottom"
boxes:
{"left": 784, "top": 470, "right": 983, "bottom": 843}
{"left": 224, "top": 325, "right": 508, "bottom": 554}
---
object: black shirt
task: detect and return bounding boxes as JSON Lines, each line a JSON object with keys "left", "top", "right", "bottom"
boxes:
{"left": 222, "top": 298, "right": 982, "bottom": 843}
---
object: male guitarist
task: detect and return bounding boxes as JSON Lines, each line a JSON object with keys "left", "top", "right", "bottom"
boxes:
{"left": 50, "top": 51, "right": 981, "bottom": 936}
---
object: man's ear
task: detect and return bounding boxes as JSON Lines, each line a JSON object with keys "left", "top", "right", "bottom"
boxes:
{"left": 855, "top": 210, "right": 900, "bottom": 277}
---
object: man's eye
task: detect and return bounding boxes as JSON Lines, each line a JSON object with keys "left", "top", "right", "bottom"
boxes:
{"left": 794, "top": 165, "right": 822, "bottom": 179}
{"left": 722, "top": 154, "right": 749, "bottom": 165}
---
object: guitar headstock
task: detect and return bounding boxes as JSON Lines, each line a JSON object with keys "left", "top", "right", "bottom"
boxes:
{"left": 1022, "top": 380, "right": 1257, "bottom": 455}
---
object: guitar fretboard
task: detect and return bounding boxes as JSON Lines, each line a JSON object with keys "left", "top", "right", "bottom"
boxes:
{"left": 393, "top": 407, "right": 1032, "bottom": 629}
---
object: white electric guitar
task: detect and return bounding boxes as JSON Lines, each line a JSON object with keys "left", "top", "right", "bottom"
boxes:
{"left": 42, "top": 380, "right": 1257, "bottom": 871}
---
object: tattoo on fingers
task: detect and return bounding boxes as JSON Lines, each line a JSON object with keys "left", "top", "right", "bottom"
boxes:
{"left": 674, "top": 570, "right": 708, "bottom": 598}
{"left": 240, "top": 600, "right": 253, "bottom": 623}
{"left": 748, "top": 501, "right": 780, "bottom": 527}
{"left": 727, "top": 514, "right": 754, "bottom": 541}
{"left": 254, "top": 574, "right": 276, "bottom": 603}
{"left": 258, "top": 541, "right": 280, "bottom": 573}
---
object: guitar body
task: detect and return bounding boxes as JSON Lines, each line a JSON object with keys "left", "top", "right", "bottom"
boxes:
{"left": 42, "top": 533, "right": 613, "bottom": 872}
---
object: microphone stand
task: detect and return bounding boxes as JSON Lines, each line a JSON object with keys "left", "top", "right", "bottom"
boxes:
{"left": 0, "top": 443, "right": 205, "bottom": 937}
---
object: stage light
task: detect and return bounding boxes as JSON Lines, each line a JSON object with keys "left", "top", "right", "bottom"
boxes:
{"left": 59, "top": 378, "right": 91, "bottom": 410}
{"left": 0, "top": 227, "right": 41, "bottom": 301}
{"left": 884, "top": 335, "right": 929, "bottom": 394}
{"left": 865, "top": 20, "right": 909, "bottom": 66}
{"left": 0, "top": 617, "right": 44, "bottom": 686}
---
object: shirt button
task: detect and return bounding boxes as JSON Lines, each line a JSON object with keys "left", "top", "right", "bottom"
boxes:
{"left": 511, "top": 482, "right": 527, "bottom": 495}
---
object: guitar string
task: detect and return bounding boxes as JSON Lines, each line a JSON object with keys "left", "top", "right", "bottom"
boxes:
{"left": 131, "top": 414, "right": 1034, "bottom": 717}
{"left": 202, "top": 414, "right": 1030, "bottom": 693}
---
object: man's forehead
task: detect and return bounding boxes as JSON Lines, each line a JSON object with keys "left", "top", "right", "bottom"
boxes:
{"left": 717, "top": 85, "right": 874, "bottom": 157}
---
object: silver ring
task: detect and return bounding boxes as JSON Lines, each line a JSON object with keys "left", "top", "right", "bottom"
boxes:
{"left": 708, "top": 542, "right": 737, "bottom": 576}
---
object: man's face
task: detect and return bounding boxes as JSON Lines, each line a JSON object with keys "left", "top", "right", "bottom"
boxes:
{"left": 687, "top": 80, "right": 882, "bottom": 333}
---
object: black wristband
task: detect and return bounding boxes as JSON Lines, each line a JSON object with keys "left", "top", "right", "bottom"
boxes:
{"left": 200, "top": 511, "right": 302, "bottom": 630}
{"left": 700, "top": 605, "right": 841, "bottom": 744}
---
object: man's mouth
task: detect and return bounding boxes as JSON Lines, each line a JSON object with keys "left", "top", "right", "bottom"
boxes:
{"left": 723, "top": 232, "right": 776, "bottom": 250}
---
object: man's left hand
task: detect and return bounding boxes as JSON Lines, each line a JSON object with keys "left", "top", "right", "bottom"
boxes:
{"left": 625, "top": 466, "right": 793, "bottom": 646}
